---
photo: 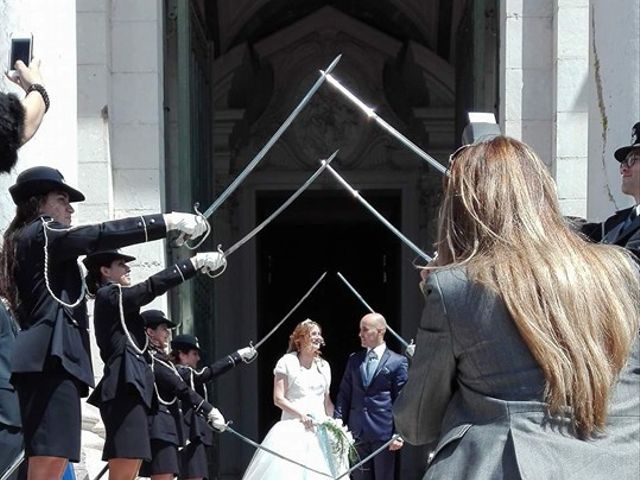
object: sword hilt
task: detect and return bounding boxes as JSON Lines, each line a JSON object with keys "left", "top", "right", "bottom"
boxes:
{"left": 169, "top": 202, "right": 211, "bottom": 249}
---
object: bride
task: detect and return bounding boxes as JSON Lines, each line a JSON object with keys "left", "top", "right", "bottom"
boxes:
{"left": 243, "top": 319, "right": 348, "bottom": 479}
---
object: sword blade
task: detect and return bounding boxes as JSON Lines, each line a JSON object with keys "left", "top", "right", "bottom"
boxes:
{"left": 324, "top": 162, "right": 432, "bottom": 262}
{"left": 323, "top": 72, "right": 449, "bottom": 176}
{"left": 335, "top": 434, "right": 401, "bottom": 479}
{"left": 336, "top": 272, "right": 409, "bottom": 348}
{"left": 225, "top": 426, "right": 334, "bottom": 478}
{"left": 223, "top": 150, "right": 338, "bottom": 258}
{"left": 0, "top": 452, "right": 24, "bottom": 480}
{"left": 253, "top": 271, "right": 328, "bottom": 351}
{"left": 202, "top": 54, "right": 343, "bottom": 219}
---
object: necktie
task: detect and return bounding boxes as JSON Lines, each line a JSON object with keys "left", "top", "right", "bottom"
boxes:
{"left": 364, "top": 350, "right": 378, "bottom": 387}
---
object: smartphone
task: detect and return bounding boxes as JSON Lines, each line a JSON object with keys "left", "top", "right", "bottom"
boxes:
{"left": 9, "top": 33, "right": 33, "bottom": 71}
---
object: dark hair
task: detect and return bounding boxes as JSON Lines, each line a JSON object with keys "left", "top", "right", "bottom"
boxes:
{"left": 0, "top": 93, "right": 25, "bottom": 173}
{"left": 169, "top": 346, "right": 194, "bottom": 365}
{"left": 0, "top": 195, "right": 45, "bottom": 311}
{"left": 84, "top": 268, "right": 103, "bottom": 296}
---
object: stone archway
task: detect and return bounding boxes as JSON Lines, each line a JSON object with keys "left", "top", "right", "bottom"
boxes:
{"left": 208, "top": 6, "right": 455, "bottom": 477}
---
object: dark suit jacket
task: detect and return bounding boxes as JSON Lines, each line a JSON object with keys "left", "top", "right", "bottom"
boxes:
{"left": 11, "top": 214, "right": 166, "bottom": 395}
{"left": 147, "top": 349, "right": 213, "bottom": 446}
{"left": 581, "top": 206, "right": 640, "bottom": 259}
{"left": 335, "top": 346, "right": 408, "bottom": 442}
{"left": 88, "top": 259, "right": 196, "bottom": 410}
{"left": 394, "top": 268, "right": 640, "bottom": 480}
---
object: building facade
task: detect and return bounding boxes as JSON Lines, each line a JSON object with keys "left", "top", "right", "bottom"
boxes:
{"left": 0, "top": 1, "right": 638, "bottom": 478}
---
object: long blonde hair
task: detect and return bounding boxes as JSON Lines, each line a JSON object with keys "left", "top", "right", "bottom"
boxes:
{"left": 436, "top": 136, "right": 639, "bottom": 437}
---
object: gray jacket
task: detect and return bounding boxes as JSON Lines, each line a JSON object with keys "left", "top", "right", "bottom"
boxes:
{"left": 393, "top": 268, "right": 640, "bottom": 479}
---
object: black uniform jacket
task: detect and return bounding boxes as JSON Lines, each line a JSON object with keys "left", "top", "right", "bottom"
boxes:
{"left": 148, "top": 348, "right": 214, "bottom": 446}
{"left": 0, "top": 303, "right": 20, "bottom": 429}
{"left": 11, "top": 214, "right": 166, "bottom": 395}
{"left": 88, "top": 260, "right": 197, "bottom": 410}
{"left": 581, "top": 206, "right": 640, "bottom": 259}
{"left": 176, "top": 352, "right": 241, "bottom": 445}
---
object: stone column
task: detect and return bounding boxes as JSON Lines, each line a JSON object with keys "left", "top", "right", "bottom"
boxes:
{"left": 500, "top": 0, "right": 590, "bottom": 216}
{"left": 552, "top": 0, "right": 590, "bottom": 217}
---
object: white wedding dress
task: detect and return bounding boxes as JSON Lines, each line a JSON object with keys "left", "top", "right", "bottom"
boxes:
{"left": 242, "top": 352, "right": 348, "bottom": 479}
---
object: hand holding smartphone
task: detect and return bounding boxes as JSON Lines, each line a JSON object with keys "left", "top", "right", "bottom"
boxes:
{"left": 8, "top": 32, "right": 33, "bottom": 73}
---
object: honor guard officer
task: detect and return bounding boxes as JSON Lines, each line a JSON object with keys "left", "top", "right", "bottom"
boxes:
{"left": 140, "top": 311, "right": 226, "bottom": 480}
{"left": 83, "top": 249, "right": 225, "bottom": 480}
{"left": 0, "top": 166, "right": 208, "bottom": 480}
{"left": 170, "top": 335, "right": 256, "bottom": 480}
{"left": 581, "top": 122, "right": 640, "bottom": 259}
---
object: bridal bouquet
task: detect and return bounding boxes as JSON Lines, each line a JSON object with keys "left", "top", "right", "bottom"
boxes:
{"left": 317, "top": 417, "right": 358, "bottom": 472}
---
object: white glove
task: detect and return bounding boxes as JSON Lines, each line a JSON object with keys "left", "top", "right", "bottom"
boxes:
{"left": 164, "top": 212, "right": 208, "bottom": 238}
{"left": 237, "top": 346, "right": 257, "bottom": 362}
{"left": 207, "top": 407, "right": 227, "bottom": 432}
{"left": 405, "top": 341, "right": 416, "bottom": 358}
{"left": 190, "top": 251, "right": 226, "bottom": 273}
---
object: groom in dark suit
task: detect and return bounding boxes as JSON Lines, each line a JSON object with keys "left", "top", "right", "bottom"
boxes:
{"left": 581, "top": 122, "right": 640, "bottom": 259}
{"left": 335, "top": 313, "right": 408, "bottom": 480}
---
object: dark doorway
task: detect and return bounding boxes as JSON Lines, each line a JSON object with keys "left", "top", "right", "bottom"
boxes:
{"left": 255, "top": 189, "right": 403, "bottom": 438}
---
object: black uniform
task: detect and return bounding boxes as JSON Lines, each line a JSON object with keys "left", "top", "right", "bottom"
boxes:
{"left": 87, "top": 260, "right": 197, "bottom": 461}
{"left": 11, "top": 214, "right": 165, "bottom": 461}
{"left": 581, "top": 206, "right": 640, "bottom": 260}
{"left": 0, "top": 302, "right": 22, "bottom": 480}
{"left": 176, "top": 353, "right": 242, "bottom": 479}
{"left": 140, "top": 348, "right": 215, "bottom": 477}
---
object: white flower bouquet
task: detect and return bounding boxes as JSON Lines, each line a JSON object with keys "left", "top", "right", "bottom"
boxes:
{"left": 317, "top": 417, "right": 358, "bottom": 475}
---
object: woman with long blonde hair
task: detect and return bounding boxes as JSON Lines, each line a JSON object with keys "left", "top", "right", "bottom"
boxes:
{"left": 394, "top": 136, "right": 639, "bottom": 479}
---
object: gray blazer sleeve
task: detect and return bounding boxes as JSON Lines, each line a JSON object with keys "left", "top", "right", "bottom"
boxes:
{"left": 393, "top": 273, "right": 457, "bottom": 445}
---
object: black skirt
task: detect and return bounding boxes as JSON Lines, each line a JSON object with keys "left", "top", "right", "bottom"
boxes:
{"left": 178, "top": 441, "right": 208, "bottom": 479}
{"left": 139, "top": 440, "right": 179, "bottom": 476}
{"left": 100, "top": 386, "right": 150, "bottom": 461}
{"left": 14, "top": 371, "right": 81, "bottom": 462}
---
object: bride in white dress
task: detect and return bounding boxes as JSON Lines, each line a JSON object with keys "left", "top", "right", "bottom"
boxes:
{"left": 242, "top": 319, "right": 347, "bottom": 479}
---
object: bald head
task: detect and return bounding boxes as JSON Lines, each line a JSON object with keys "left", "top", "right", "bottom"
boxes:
{"left": 359, "top": 312, "right": 387, "bottom": 349}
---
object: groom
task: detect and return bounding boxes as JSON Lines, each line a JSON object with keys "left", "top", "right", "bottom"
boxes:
{"left": 335, "top": 313, "right": 408, "bottom": 480}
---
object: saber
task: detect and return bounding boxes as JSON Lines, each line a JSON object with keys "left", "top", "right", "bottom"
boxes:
{"left": 91, "top": 465, "right": 108, "bottom": 480}
{"left": 252, "top": 272, "right": 327, "bottom": 350}
{"left": 335, "top": 434, "right": 401, "bottom": 479}
{"left": 0, "top": 451, "right": 24, "bottom": 480}
{"left": 222, "top": 151, "right": 338, "bottom": 258}
{"left": 203, "top": 55, "right": 342, "bottom": 219}
{"left": 225, "top": 426, "right": 334, "bottom": 478}
{"left": 324, "top": 162, "right": 432, "bottom": 262}
{"left": 322, "top": 72, "right": 448, "bottom": 177}
{"left": 336, "top": 272, "right": 409, "bottom": 348}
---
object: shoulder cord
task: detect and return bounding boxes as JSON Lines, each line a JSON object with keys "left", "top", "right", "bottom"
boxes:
{"left": 187, "top": 366, "right": 209, "bottom": 402}
{"left": 115, "top": 284, "right": 148, "bottom": 355}
{"left": 150, "top": 352, "right": 182, "bottom": 406}
{"left": 41, "top": 218, "right": 86, "bottom": 309}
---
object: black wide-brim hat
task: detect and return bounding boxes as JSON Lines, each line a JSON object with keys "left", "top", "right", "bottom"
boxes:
{"left": 83, "top": 250, "right": 136, "bottom": 271}
{"left": 141, "top": 309, "right": 177, "bottom": 330}
{"left": 614, "top": 122, "right": 640, "bottom": 162}
{"left": 9, "top": 166, "right": 85, "bottom": 205}
{"left": 171, "top": 334, "right": 201, "bottom": 352}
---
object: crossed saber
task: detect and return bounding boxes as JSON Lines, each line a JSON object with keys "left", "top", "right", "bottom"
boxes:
{"left": 7, "top": 56, "right": 445, "bottom": 480}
